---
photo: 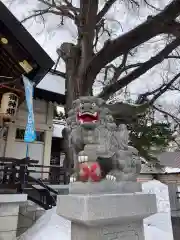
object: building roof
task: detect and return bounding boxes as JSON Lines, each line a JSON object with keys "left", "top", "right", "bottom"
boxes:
{"left": 35, "top": 69, "right": 65, "bottom": 104}
{"left": 0, "top": 1, "right": 54, "bottom": 84}
{"left": 158, "top": 151, "right": 180, "bottom": 169}
{"left": 140, "top": 151, "right": 180, "bottom": 174}
{"left": 140, "top": 163, "right": 164, "bottom": 174}
{"left": 37, "top": 70, "right": 65, "bottom": 97}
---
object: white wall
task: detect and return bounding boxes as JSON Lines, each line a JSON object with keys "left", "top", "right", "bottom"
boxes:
{"left": 2, "top": 99, "right": 54, "bottom": 179}
{"left": 53, "top": 123, "right": 65, "bottom": 138}
{"left": 16, "top": 100, "right": 47, "bottom": 124}
{"left": 10, "top": 142, "right": 44, "bottom": 164}
{"left": 0, "top": 139, "right": 5, "bottom": 157}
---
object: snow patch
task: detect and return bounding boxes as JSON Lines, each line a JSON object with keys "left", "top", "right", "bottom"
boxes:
{"left": 17, "top": 207, "right": 71, "bottom": 240}
{"left": 142, "top": 180, "right": 174, "bottom": 240}
{"left": 18, "top": 180, "right": 174, "bottom": 240}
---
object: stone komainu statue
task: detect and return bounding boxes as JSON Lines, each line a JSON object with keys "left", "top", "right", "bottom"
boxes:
{"left": 65, "top": 96, "right": 141, "bottom": 182}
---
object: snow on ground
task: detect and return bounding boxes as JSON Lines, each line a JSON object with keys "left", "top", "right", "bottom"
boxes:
{"left": 18, "top": 180, "right": 174, "bottom": 240}
{"left": 142, "top": 180, "right": 174, "bottom": 240}
{"left": 17, "top": 207, "right": 71, "bottom": 240}
{"left": 165, "top": 167, "right": 180, "bottom": 173}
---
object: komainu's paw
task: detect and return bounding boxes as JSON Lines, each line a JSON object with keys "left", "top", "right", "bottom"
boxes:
{"left": 105, "top": 169, "right": 124, "bottom": 182}
{"left": 70, "top": 176, "right": 76, "bottom": 183}
{"left": 78, "top": 155, "right": 88, "bottom": 163}
{"left": 106, "top": 174, "right": 116, "bottom": 181}
{"left": 70, "top": 173, "right": 77, "bottom": 183}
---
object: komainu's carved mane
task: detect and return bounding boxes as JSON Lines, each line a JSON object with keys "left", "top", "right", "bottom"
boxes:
{"left": 65, "top": 96, "right": 141, "bottom": 183}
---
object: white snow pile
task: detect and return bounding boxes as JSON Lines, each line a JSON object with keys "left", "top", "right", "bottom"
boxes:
{"left": 143, "top": 180, "right": 174, "bottom": 240}
{"left": 17, "top": 207, "right": 71, "bottom": 240}
{"left": 18, "top": 180, "right": 174, "bottom": 240}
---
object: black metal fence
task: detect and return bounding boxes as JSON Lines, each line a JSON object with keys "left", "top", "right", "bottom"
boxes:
{"left": 0, "top": 157, "right": 69, "bottom": 209}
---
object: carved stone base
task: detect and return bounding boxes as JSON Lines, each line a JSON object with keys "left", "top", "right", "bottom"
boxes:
{"left": 57, "top": 182, "right": 157, "bottom": 240}
{"left": 68, "top": 180, "right": 142, "bottom": 194}
{"left": 70, "top": 221, "right": 144, "bottom": 240}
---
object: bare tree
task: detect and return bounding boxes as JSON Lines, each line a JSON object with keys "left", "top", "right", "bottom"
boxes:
{"left": 11, "top": 0, "right": 180, "bottom": 166}
{"left": 18, "top": 0, "right": 180, "bottom": 109}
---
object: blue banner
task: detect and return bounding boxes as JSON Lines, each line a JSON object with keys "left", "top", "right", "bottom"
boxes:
{"left": 23, "top": 75, "right": 36, "bottom": 143}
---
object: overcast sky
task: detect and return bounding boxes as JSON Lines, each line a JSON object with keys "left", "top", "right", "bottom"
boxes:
{"left": 2, "top": 0, "right": 180, "bottom": 112}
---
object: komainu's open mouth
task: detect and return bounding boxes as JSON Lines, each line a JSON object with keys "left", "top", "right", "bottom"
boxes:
{"left": 77, "top": 112, "right": 98, "bottom": 123}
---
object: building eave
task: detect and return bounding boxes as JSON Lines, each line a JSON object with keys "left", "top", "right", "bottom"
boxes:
{"left": 0, "top": 1, "right": 54, "bottom": 85}
{"left": 34, "top": 88, "right": 65, "bottom": 105}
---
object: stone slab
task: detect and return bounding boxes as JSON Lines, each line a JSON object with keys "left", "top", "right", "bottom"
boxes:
{"left": 0, "top": 195, "right": 27, "bottom": 240}
{"left": 0, "top": 194, "right": 27, "bottom": 203}
{"left": 0, "top": 215, "right": 18, "bottom": 231}
{"left": 18, "top": 213, "right": 34, "bottom": 228}
{"left": 0, "top": 231, "right": 16, "bottom": 240}
{"left": 57, "top": 192, "right": 157, "bottom": 226}
{"left": 32, "top": 184, "right": 69, "bottom": 190}
{"left": 71, "top": 221, "right": 144, "bottom": 240}
{"left": 69, "top": 180, "right": 142, "bottom": 195}
{"left": 0, "top": 203, "right": 19, "bottom": 217}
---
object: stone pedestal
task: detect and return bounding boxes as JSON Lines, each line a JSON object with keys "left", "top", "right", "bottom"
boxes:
{"left": 0, "top": 194, "right": 27, "bottom": 240}
{"left": 17, "top": 200, "right": 45, "bottom": 237}
{"left": 57, "top": 181, "right": 157, "bottom": 240}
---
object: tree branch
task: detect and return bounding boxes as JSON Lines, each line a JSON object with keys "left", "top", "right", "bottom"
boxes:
{"left": 21, "top": 8, "right": 54, "bottom": 23}
{"left": 149, "top": 72, "right": 180, "bottom": 105}
{"left": 62, "top": 0, "right": 80, "bottom": 13}
{"left": 137, "top": 71, "right": 180, "bottom": 104}
{"left": 38, "top": 0, "right": 76, "bottom": 20}
{"left": 137, "top": 83, "right": 167, "bottom": 104}
{"left": 143, "top": 0, "right": 162, "bottom": 11}
{"left": 153, "top": 105, "right": 180, "bottom": 125}
{"left": 96, "top": 0, "right": 117, "bottom": 23}
{"left": 166, "top": 55, "right": 180, "bottom": 59}
{"left": 165, "top": 20, "right": 180, "bottom": 37}
{"left": 83, "top": 0, "right": 180, "bottom": 93}
{"left": 22, "top": 0, "right": 77, "bottom": 23}
{"left": 113, "top": 63, "right": 142, "bottom": 80}
{"left": 103, "top": 64, "right": 116, "bottom": 83}
{"left": 98, "top": 38, "right": 180, "bottom": 100}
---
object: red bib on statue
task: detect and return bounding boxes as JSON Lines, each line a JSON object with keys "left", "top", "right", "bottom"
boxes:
{"left": 79, "top": 162, "right": 101, "bottom": 182}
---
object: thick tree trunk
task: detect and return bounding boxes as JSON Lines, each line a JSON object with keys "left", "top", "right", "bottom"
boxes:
{"left": 63, "top": 74, "right": 82, "bottom": 178}
{"left": 59, "top": 0, "right": 99, "bottom": 176}
{"left": 60, "top": 43, "right": 87, "bottom": 113}
{"left": 62, "top": 46, "right": 80, "bottom": 113}
{"left": 60, "top": 42, "right": 89, "bottom": 177}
